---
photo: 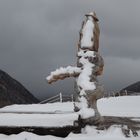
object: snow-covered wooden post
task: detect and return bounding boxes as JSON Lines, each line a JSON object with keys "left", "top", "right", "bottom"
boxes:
{"left": 75, "top": 12, "right": 104, "bottom": 121}
{"left": 46, "top": 12, "right": 104, "bottom": 122}
{"left": 60, "top": 92, "right": 63, "bottom": 103}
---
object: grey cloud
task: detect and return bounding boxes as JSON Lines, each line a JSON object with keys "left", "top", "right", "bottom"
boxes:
{"left": 101, "top": 56, "right": 140, "bottom": 92}
{"left": 0, "top": 0, "right": 140, "bottom": 99}
{"left": 100, "top": 35, "right": 140, "bottom": 59}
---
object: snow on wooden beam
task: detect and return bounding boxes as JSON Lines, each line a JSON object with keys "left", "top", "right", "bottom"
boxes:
{"left": 79, "top": 12, "right": 100, "bottom": 52}
{"left": 47, "top": 66, "right": 81, "bottom": 84}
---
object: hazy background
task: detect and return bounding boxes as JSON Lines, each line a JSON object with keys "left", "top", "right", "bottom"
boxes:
{"left": 0, "top": 0, "right": 140, "bottom": 100}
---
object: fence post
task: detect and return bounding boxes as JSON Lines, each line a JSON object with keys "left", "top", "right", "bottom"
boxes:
{"left": 124, "top": 90, "right": 127, "bottom": 96}
{"left": 71, "top": 94, "right": 74, "bottom": 102}
{"left": 60, "top": 92, "right": 63, "bottom": 103}
{"left": 112, "top": 91, "right": 115, "bottom": 97}
{"left": 119, "top": 92, "right": 120, "bottom": 96}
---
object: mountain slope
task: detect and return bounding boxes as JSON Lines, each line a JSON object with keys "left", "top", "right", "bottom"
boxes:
{"left": 0, "top": 69, "right": 39, "bottom": 107}
{"left": 120, "top": 81, "right": 140, "bottom": 95}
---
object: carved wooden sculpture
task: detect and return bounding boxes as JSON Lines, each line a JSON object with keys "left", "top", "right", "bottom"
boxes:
{"left": 47, "top": 12, "right": 104, "bottom": 121}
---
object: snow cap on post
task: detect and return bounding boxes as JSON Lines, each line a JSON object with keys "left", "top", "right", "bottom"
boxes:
{"left": 85, "top": 12, "right": 99, "bottom": 22}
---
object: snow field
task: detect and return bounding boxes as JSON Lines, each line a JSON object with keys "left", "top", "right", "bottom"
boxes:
{"left": 0, "top": 96, "right": 140, "bottom": 139}
{"left": 98, "top": 96, "right": 140, "bottom": 117}
{"left": 0, "top": 96, "right": 140, "bottom": 127}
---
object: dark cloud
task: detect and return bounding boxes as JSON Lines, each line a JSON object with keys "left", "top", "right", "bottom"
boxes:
{"left": 100, "top": 56, "right": 140, "bottom": 92}
{"left": 0, "top": 0, "right": 140, "bottom": 100}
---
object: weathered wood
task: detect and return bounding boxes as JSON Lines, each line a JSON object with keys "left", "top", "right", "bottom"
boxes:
{"left": 75, "top": 12, "right": 104, "bottom": 121}
{"left": 76, "top": 116, "right": 140, "bottom": 128}
{"left": 74, "top": 116, "right": 140, "bottom": 137}
{"left": 46, "top": 12, "right": 104, "bottom": 122}
{"left": 80, "top": 12, "right": 100, "bottom": 52}
{"left": 48, "top": 72, "right": 80, "bottom": 84}
{"left": 0, "top": 116, "right": 139, "bottom": 137}
{"left": 0, "top": 126, "right": 81, "bottom": 137}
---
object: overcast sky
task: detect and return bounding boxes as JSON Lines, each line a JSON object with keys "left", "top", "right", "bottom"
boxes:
{"left": 0, "top": 0, "right": 140, "bottom": 100}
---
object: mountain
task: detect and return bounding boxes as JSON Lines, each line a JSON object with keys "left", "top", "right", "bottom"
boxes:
{"left": 120, "top": 81, "right": 140, "bottom": 95}
{"left": 0, "top": 69, "right": 39, "bottom": 107}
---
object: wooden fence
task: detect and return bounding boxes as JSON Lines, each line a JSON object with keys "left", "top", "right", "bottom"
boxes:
{"left": 39, "top": 93, "right": 74, "bottom": 104}
{"left": 39, "top": 90, "right": 140, "bottom": 104}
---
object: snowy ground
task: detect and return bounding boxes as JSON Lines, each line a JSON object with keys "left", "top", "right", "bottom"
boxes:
{"left": 0, "top": 96, "right": 140, "bottom": 139}
{"left": 1, "top": 96, "right": 140, "bottom": 117}
{"left": 0, "top": 102, "right": 74, "bottom": 113}
{"left": 98, "top": 96, "right": 140, "bottom": 117}
{"left": 0, "top": 102, "right": 77, "bottom": 127}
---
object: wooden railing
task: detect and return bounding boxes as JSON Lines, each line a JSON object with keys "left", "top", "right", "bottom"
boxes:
{"left": 39, "top": 93, "right": 74, "bottom": 104}
{"left": 39, "top": 90, "right": 140, "bottom": 104}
